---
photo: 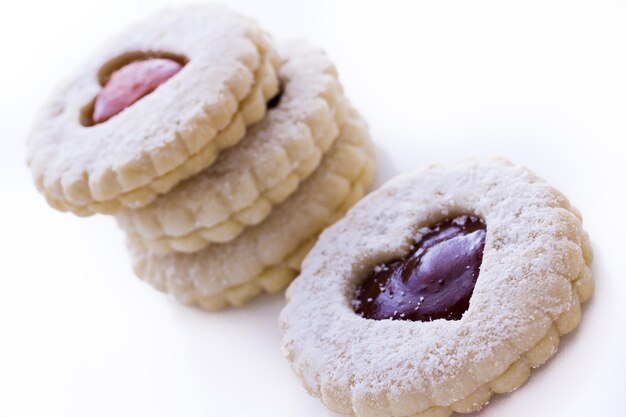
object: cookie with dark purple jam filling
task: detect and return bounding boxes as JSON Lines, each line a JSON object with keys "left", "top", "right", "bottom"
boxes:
{"left": 280, "top": 159, "right": 594, "bottom": 417}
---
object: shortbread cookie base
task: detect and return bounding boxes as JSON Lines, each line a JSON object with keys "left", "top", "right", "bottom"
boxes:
{"left": 296, "top": 245, "right": 592, "bottom": 417}
{"left": 28, "top": 5, "right": 280, "bottom": 215}
{"left": 117, "top": 41, "right": 348, "bottom": 252}
{"left": 279, "top": 159, "right": 594, "bottom": 417}
{"left": 128, "top": 110, "right": 375, "bottom": 309}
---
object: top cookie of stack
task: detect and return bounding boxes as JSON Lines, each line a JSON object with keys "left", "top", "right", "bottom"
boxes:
{"left": 27, "top": 5, "right": 281, "bottom": 216}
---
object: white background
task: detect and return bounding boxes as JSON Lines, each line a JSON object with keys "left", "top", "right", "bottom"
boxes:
{"left": 1, "top": 1, "right": 625, "bottom": 416}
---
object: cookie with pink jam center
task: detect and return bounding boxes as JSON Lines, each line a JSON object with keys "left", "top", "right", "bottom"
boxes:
{"left": 27, "top": 5, "right": 280, "bottom": 216}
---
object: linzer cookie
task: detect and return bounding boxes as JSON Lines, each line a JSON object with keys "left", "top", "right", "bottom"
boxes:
{"left": 116, "top": 41, "right": 348, "bottom": 253}
{"left": 27, "top": 5, "right": 280, "bottom": 216}
{"left": 280, "top": 159, "right": 593, "bottom": 417}
{"left": 128, "top": 110, "right": 375, "bottom": 310}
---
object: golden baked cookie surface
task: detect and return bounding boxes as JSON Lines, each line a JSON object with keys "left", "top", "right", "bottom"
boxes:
{"left": 129, "top": 109, "right": 375, "bottom": 310}
{"left": 116, "top": 41, "right": 347, "bottom": 252}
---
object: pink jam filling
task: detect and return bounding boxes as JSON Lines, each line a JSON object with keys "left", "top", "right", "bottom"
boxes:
{"left": 92, "top": 58, "right": 183, "bottom": 124}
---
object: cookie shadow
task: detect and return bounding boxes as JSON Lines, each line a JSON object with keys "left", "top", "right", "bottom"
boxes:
{"left": 165, "top": 290, "right": 286, "bottom": 338}
{"left": 372, "top": 141, "right": 399, "bottom": 190}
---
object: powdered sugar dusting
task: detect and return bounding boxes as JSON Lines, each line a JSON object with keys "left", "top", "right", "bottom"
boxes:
{"left": 279, "top": 158, "right": 592, "bottom": 417}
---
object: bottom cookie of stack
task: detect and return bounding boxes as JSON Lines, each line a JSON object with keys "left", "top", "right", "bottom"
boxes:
{"left": 127, "top": 109, "right": 375, "bottom": 309}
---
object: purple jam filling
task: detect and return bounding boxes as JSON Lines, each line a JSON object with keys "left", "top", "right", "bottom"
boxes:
{"left": 354, "top": 216, "right": 486, "bottom": 322}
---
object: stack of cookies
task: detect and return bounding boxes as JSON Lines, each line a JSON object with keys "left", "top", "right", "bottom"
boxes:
{"left": 26, "top": 5, "right": 375, "bottom": 309}
{"left": 26, "top": 6, "right": 597, "bottom": 417}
